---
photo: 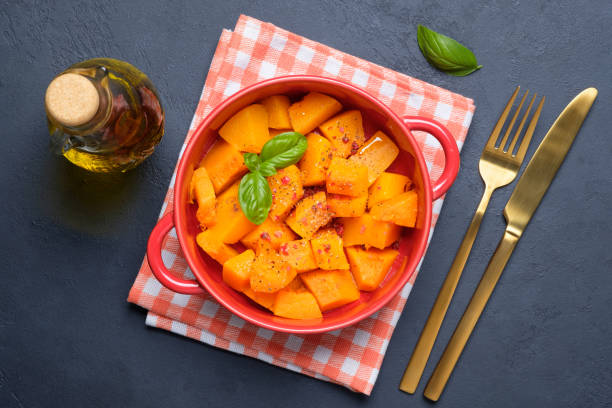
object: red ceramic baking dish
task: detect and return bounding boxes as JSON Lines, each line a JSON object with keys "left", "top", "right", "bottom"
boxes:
{"left": 147, "top": 75, "right": 460, "bottom": 334}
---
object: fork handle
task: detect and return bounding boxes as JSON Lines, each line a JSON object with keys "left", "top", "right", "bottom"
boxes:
{"left": 424, "top": 229, "right": 519, "bottom": 401}
{"left": 400, "top": 185, "right": 494, "bottom": 394}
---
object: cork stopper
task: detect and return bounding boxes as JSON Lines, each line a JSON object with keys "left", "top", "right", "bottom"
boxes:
{"left": 45, "top": 73, "right": 100, "bottom": 127}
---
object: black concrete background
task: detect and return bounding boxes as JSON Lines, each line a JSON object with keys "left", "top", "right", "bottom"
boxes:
{"left": 1, "top": 0, "right": 611, "bottom": 406}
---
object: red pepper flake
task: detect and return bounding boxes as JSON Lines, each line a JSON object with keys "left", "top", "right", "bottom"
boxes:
{"left": 281, "top": 176, "right": 290, "bottom": 185}
{"left": 391, "top": 241, "right": 400, "bottom": 250}
{"left": 359, "top": 225, "right": 367, "bottom": 234}
{"left": 316, "top": 201, "right": 324, "bottom": 210}
{"left": 317, "top": 249, "right": 322, "bottom": 254}
{"left": 328, "top": 152, "right": 333, "bottom": 159}
{"left": 273, "top": 230, "right": 283, "bottom": 238}
{"left": 300, "top": 217, "right": 308, "bottom": 224}
{"left": 339, "top": 126, "right": 345, "bottom": 133}
{"left": 333, "top": 223, "right": 344, "bottom": 236}
{"left": 285, "top": 265, "right": 292, "bottom": 272}
{"left": 260, "top": 232, "right": 271, "bottom": 241}
{"left": 351, "top": 141, "right": 359, "bottom": 154}
{"left": 323, "top": 244, "right": 331, "bottom": 252}
{"left": 279, "top": 244, "right": 289, "bottom": 255}
{"left": 342, "top": 135, "right": 350, "bottom": 143}
{"left": 292, "top": 244, "right": 298, "bottom": 249}
{"left": 291, "top": 192, "right": 297, "bottom": 200}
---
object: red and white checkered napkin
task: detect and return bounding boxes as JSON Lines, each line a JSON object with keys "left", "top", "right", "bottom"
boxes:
{"left": 128, "top": 15, "right": 475, "bottom": 395}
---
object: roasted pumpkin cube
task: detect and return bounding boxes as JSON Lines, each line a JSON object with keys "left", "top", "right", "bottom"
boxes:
{"left": 208, "top": 182, "right": 257, "bottom": 243}
{"left": 370, "top": 190, "right": 418, "bottom": 228}
{"left": 240, "top": 218, "right": 297, "bottom": 250}
{"left": 340, "top": 213, "right": 401, "bottom": 249}
{"left": 285, "top": 191, "right": 332, "bottom": 239}
{"left": 273, "top": 286, "right": 322, "bottom": 319}
{"left": 327, "top": 193, "right": 367, "bottom": 217}
{"left": 261, "top": 95, "right": 292, "bottom": 129}
{"left": 298, "top": 132, "right": 333, "bottom": 186}
{"left": 345, "top": 246, "right": 399, "bottom": 291}
{"left": 368, "top": 172, "right": 411, "bottom": 209}
{"left": 200, "top": 139, "right": 248, "bottom": 194}
{"left": 268, "top": 165, "right": 304, "bottom": 221}
{"left": 243, "top": 288, "right": 277, "bottom": 311}
{"left": 310, "top": 229, "right": 349, "bottom": 270}
{"left": 250, "top": 250, "right": 297, "bottom": 293}
{"left": 279, "top": 239, "right": 317, "bottom": 272}
{"left": 269, "top": 128, "right": 293, "bottom": 138}
{"left": 190, "top": 167, "right": 217, "bottom": 227}
{"left": 319, "top": 110, "right": 365, "bottom": 158}
{"left": 196, "top": 229, "right": 239, "bottom": 264}
{"left": 349, "top": 131, "right": 399, "bottom": 185}
{"left": 300, "top": 269, "right": 360, "bottom": 311}
{"left": 222, "top": 249, "right": 255, "bottom": 291}
{"left": 288, "top": 92, "right": 342, "bottom": 134}
{"left": 326, "top": 157, "right": 369, "bottom": 197}
{"left": 219, "top": 104, "right": 271, "bottom": 153}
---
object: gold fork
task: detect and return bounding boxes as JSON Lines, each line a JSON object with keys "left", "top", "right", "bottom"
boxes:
{"left": 399, "top": 86, "right": 545, "bottom": 394}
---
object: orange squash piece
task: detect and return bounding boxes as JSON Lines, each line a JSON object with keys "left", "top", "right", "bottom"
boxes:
{"left": 368, "top": 172, "right": 411, "bottom": 209}
{"left": 200, "top": 139, "right": 248, "bottom": 194}
{"left": 269, "top": 128, "right": 293, "bottom": 138}
{"left": 196, "top": 229, "right": 239, "bottom": 264}
{"left": 243, "top": 288, "right": 277, "bottom": 311}
{"left": 319, "top": 110, "right": 365, "bottom": 158}
{"left": 370, "top": 190, "right": 418, "bottom": 228}
{"left": 190, "top": 167, "right": 217, "bottom": 227}
{"left": 261, "top": 95, "right": 292, "bottom": 129}
{"left": 288, "top": 92, "right": 342, "bottom": 134}
{"left": 300, "top": 269, "right": 360, "bottom": 311}
{"left": 298, "top": 132, "right": 333, "bottom": 186}
{"left": 279, "top": 239, "right": 317, "bottom": 272}
{"left": 285, "top": 191, "right": 332, "bottom": 239}
{"left": 327, "top": 193, "right": 367, "bottom": 217}
{"left": 207, "top": 182, "right": 257, "bottom": 243}
{"left": 310, "top": 229, "right": 349, "bottom": 270}
{"left": 249, "top": 249, "right": 297, "bottom": 293}
{"left": 240, "top": 218, "right": 297, "bottom": 250}
{"left": 326, "top": 157, "right": 369, "bottom": 197}
{"left": 345, "top": 246, "right": 399, "bottom": 291}
{"left": 222, "top": 249, "right": 255, "bottom": 292}
{"left": 273, "top": 285, "right": 322, "bottom": 319}
{"left": 340, "top": 213, "right": 401, "bottom": 249}
{"left": 219, "top": 104, "right": 271, "bottom": 153}
{"left": 349, "top": 131, "right": 399, "bottom": 185}
{"left": 268, "top": 165, "right": 304, "bottom": 222}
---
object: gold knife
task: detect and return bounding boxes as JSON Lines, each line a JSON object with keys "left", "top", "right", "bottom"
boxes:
{"left": 423, "top": 87, "right": 598, "bottom": 401}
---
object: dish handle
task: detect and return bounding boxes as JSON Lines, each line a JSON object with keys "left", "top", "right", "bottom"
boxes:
{"left": 402, "top": 116, "right": 460, "bottom": 200}
{"left": 147, "top": 211, "right": 206, "bottom": 295}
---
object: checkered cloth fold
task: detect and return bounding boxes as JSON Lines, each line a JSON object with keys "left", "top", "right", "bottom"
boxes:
{"left": 128, "top": 15, "right": 475, "bottom": 395}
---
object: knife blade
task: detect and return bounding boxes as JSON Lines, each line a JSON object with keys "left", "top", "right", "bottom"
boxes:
{"left": 424, "top": 87, "right": 598, "bottom": 401}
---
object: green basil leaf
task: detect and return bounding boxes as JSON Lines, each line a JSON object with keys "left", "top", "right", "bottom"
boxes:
{"left": 238, "top": 171, "right": 272, "bottom": 225}
{"left": 261, "top": 132, "right": 307, "bottom": 169}
{"left": 258, "top": 161, "right": 277, "bottom": 177}
{"left": 417, "top": 24, "right": 482, "bottom": 76}
{"left": 243, "top": 153, "right": 261, "bottom": 172}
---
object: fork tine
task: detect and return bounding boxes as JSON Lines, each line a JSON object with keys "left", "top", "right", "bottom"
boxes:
{"left": 498, "top": 90, "right": 528, "bottom": 151}
{"left": 507, "top": 93, "right": 537, "bottom": 154}
{"left": 515, "top": 96, "right": 545, "bottom": 160}
{"left": 486, "top": 86, "right": 520, "bottom": 149}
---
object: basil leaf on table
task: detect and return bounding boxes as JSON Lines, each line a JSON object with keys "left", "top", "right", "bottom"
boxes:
{"left": 417, "top": 24, "right": 482, "bottom": 76}
{"left": 238, "top": 171, "right": 272, "bottom": 225}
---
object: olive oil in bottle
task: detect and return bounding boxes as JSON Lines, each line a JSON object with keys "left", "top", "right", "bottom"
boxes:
{"left": 45, "top": 58, "right": 164, "bottom": 173}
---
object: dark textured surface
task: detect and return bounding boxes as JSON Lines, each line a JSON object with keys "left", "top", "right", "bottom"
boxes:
{"left": 1, "top": 0, "right": 611, "bottom": 406}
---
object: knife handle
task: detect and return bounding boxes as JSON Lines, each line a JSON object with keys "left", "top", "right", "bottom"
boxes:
{"left": 424, "top": 228, "right": 520, "bottom": 401}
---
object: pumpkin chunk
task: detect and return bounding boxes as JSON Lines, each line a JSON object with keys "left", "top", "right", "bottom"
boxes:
{"left": 340, "top": 213, "right": 401, "bottom": 249}
{"left": 368, "top": 172, "right": 411, "bottom": 209}
{"left": 268, "top": 165, "right": 304, "bottom": 222}
{"left": 345, "top": 246, "right": 399, "bottom": 291}
{"left": 298, "top": 133, "right": 333, "bottom": 186}
{"left": 196, "top": 229, "right": 239, "bottom": 264}
{"left": 279, "top": 239, "right": 317, "bottom": 272}
{"left": 300, "top": 269, "right": 360, "bottom": 311}
{"left": 370, "top": 190, "right": 418, "bottom": 228}
{"left": 319, "top": 110, "right": 365, "bottom": 158}
{"left": 200, "top": 139, "right": 248, "bottom": 194}
{"left": 207, "top": 182, "right": 257, "bottom": 243}
{"left": 261, "top": 95, "right": 292, "bottom": 129}
{"left": 222, "top": 249, "right": 255, "bottom": 292}
{"left": 273, "top": 285, "right": 322, "bottom": 319}
{"left": 219, "top": 104, "right": 271, "bottom": 153}
{"left": 240, "top": 218, "right": 297, "bottom": 250}
{"left": 326, "top": 157, "right": 369, "bottom": 197}
{"left": 310, "top": 229, "right": 349, "bottom": 270}
{"left": 327, "top": 193, "right": 367, "bottom": 217}
{"left": 249, "top": 248, "right": 297, "bottom": 293}
{"left": 349, "top": 131, "right": 399, "bottom": 185}
{"left": 190, "top": 167, "right": 217, "bottom": 227}
{"left": 243, "top": 288, "right": 277, "bottom": 311}
{"left": 285, "top": 191, "right": 332, "bottom": 239}
{"left": 288, "top": 92, "right": 342, "bottom": 134}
